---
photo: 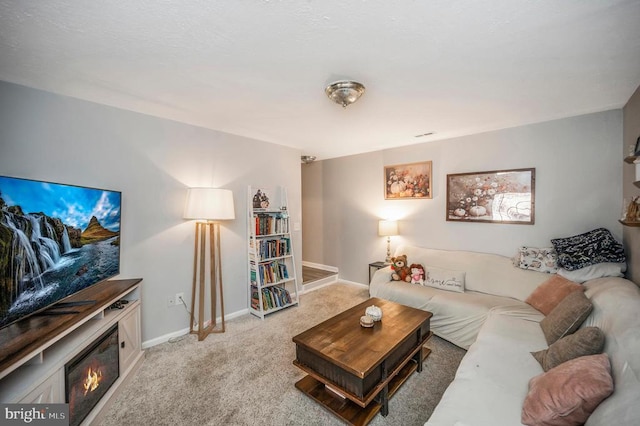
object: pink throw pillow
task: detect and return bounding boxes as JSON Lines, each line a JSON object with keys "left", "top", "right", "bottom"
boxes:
{"left": 525, "top": 275, "right": 583, "bottom": 315}
{"left": 522, "top": 354, "right": 614, "bottom": 426}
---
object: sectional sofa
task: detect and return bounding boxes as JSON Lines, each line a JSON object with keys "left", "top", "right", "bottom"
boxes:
{"left": 369, "top": 244, "right": 640, "bottom": 425}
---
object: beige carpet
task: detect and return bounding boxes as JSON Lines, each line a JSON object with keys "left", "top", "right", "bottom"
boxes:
{"left": 101, "top": 283, "right": 466, "bottom": 426}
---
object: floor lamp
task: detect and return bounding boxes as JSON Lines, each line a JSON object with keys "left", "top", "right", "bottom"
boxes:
{"left": 378, "top": 220, "right": 398, "bottom": 264}
{"left": 183, "top": 188, "right": 235, "bottom": 340}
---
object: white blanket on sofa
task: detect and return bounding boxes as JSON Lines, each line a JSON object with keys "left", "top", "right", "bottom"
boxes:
{"left": 426, "top": 277, "right": 640, "bottom": 426}
{"left": 369, "top": 246, "right": 549, "bottom": 348}
{"left": 370, "top": 275, "right": 538, "bottom": 348}
{"left": 426, "top": 309, "right": 547, "bottom": 426}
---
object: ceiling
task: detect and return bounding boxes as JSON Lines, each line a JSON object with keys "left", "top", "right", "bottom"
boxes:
{"left": 1, "top": 1, "right": 640, "bottom": 160}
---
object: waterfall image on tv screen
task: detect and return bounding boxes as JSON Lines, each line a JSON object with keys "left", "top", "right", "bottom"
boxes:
{"left": 0, "top": 176, "right": 121, "bottom": 328}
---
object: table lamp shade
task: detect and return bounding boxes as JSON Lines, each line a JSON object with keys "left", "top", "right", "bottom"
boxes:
{"left": 184, "top": 188, "right": 235, "bottom": 220}
{"left": 378, "top": 220, "right": 398, "bottom": 237}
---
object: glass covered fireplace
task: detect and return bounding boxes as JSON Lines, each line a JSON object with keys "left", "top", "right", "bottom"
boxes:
{"left": 65, "top": 324, "right": 119, "bottom": 426}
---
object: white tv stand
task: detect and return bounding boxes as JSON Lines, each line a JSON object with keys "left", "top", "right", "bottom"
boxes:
{"left": 0, "top": 278, "right": 144, "bottom": 425}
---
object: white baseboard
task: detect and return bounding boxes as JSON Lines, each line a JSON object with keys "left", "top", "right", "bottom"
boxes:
{"left": 302, "top": 275, "right": 338, "bottom": 293}
{"left": 302, "top": 278, "right": 369, "bottom": 295}
{"left": 337, "top": 279, "right": 370, "bottom": 289}
{"left": 142, "top": 308, "right": 248, "bottom": 349}
{"left": 302, "top": 261, "right": 338, "bottom": 273}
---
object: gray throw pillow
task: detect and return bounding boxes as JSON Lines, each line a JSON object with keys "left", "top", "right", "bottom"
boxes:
{"left": 532, "top": 327, "right": 605, "bottom": 371}
{"left": 540, "top": 291, "right": 593, "bottom": 345}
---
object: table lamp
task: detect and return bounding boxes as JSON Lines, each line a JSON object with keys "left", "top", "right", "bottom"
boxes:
{"left": 378, "top": 220, "right": 398, "bottom": 264}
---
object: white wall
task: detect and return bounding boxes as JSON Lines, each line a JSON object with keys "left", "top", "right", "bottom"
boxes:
{"left": 306, "top": 110, "right": 623, "bottom": 283}
{"left": 301, "top": 161, "right": 324, "bottom": 263}
{"left": 0, "top": 81, "right": 302, "bottom": 344}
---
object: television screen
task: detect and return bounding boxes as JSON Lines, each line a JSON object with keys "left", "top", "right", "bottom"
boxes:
{"left": 0, "top": 176, "right": 121, "bottom": 328}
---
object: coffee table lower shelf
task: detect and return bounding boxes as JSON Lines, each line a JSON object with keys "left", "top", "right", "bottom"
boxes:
{"left": 295, "top": 353, "right": 427, "bottom": 426}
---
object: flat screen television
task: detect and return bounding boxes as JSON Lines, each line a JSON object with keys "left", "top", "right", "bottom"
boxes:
{"left": 0, "top": 176, "right": 121, "bottom": 329}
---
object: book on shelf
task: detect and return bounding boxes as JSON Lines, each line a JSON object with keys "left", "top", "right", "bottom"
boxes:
{"left": 257, "top": 238, "right": 291, "bottom": 260}
{"left": 254, "top": 214, "right": 289, "bottom": 236}
{"left": 257, "top": 261, "right": 288, "bottom": 284}
{"left": 251, "top": 285, "right": 292, "bottom": 311}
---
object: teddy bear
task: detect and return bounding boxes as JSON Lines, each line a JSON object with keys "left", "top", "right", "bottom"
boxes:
{"left": 390, "top": 255, "right": 411, "bottom": 282}
{"left": 409, "top": 263, "right": 425, "bottom": 285}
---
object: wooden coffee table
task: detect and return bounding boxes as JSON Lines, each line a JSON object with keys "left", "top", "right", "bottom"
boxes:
{"left": 292, "top": 297, "right": 432, "bottom": 426}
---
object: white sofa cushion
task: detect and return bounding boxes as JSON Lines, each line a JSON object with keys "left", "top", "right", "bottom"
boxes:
{"left": 582, "top": 277, "right": 640, "bottom": 425}
{"left": 426, "top": 309, "right": 547, "bottom": 426}
{"left": 557, "top": 262, "right": 626, "bottom": 283}
{"left": 395, "top": 245, "right": 549, "bottom": 301}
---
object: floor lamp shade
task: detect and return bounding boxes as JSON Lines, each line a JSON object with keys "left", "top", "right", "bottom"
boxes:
{"left": 184, "top": 188, "right": 235, "bottom": 221}
{"left": 184, "top": 187, "right": 235, "bottom": 340}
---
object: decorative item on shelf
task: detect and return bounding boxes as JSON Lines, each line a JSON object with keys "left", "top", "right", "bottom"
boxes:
{"left": 365, "top": 305, "right": 383, "bottom": 321}
{"left": 252, "top": 188, "right": 270, "bottom": 209}
{"left": 378, "top": 220, "right": 398, "bottom": 264}
{"left": 360, "top": 315, "right": 374, "bottom": 328}
{"left": 325, "top": 80, "right": 365, "bottom": 108}
{"left": 183, "top": 187, "right": 235, "bottom": 340}
{"left": 621, "top": 196, "right": 640, "bottom": 224}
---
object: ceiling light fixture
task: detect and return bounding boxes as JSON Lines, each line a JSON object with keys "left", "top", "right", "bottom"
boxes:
{"left": 325, "top": 80, "right": 365, "bottom": 108}
{"left": 301, "top": 155, "right": 316, "bottom": 164}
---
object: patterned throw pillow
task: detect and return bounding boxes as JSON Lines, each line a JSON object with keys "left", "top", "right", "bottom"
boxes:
{"left": 513, "top": 246, "right": 558, "bottom": 273}
{"left": 551, "top": 228, "right": 626, "bottom": 271}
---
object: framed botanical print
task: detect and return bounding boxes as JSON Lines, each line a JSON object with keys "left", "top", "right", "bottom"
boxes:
{"left": 384, "top": 161, "right": 432, "bottom": 199}
{"left": 446, "top": 168, "right": 535, "bottom": 224}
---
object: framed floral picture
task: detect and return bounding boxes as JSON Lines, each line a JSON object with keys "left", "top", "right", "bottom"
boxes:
{"left": 384, "top": 161, "right": 432, "bottom": 199}
{"left": 446, "top": 168, "right": 535, "bottom": 224}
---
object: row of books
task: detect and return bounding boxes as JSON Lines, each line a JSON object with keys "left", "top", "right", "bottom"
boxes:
{"left": 254, "top": 214, "right": 289, "bottom": 236}
{"left": 251, "top": 285, "right": 292, "bottom": 311}
{"left": 255, "top": 238, "right": 291, "bottom": 260}
{"left": 253, "top": 260, "right": 289, "bottom": 285}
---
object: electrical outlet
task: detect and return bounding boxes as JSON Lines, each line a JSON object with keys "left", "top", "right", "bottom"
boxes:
{"left": 167, "top": 293, "right": 185, "bottom": 308}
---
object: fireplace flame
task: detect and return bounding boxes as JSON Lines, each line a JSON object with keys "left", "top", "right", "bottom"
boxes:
{"left": 83, "top": 367, "right": 103, "bottom": 396}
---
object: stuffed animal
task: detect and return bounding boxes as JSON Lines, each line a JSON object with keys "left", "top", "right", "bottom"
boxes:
{"left": 410, "top": 263, "right": 425, "bottom": 285}
{"left": 390, "top": 255, "right": 411, "bottom": 282}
